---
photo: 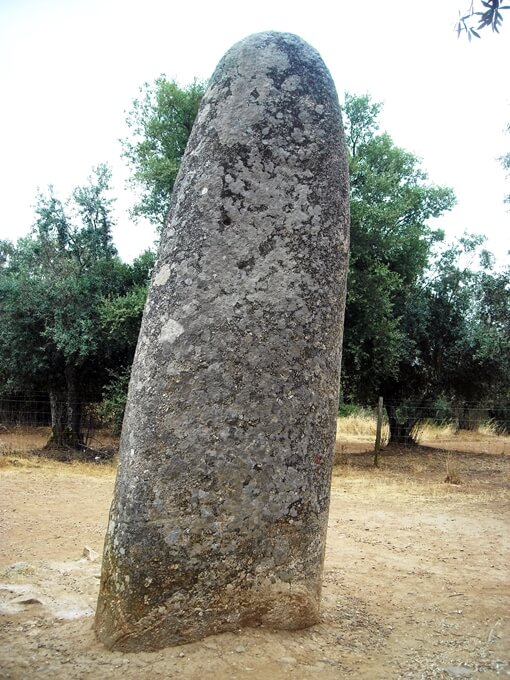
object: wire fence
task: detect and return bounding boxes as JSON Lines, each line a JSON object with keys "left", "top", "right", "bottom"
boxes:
{"left": 338, "top": 399, "right": 510, "bottom": 448}
{"left": 0, "top": 394, "right": 118, "bottom": 458}
{"left": 1, "top": 393, "right": 509, "bottom": 457}
{"left": 386, "top": 401, "right": 509, "bottom": 439}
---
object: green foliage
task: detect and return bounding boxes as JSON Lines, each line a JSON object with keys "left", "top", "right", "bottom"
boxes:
{"left": 381, "top": 234, "right": 510, "bottom": 438}
{"left": 34, "top": 165, "right": 117, "bottom": 271}
{"left": 98, "top": 368, "right": 131, "bottom": 434}
{"left": 27, "top": 165, "right": 119, "bottom": 372}
{"left": 122, "top": 77, "right": 207, "bottom": 227}
{"left": 473, "top": 265, "right": 510, "bottom": 395}
{"left": 99, "top": 282, "right": 148, "bottom": 361}
{"left": 341, "top": 93, "right": 455, "bottom": 407}
{"left": 98, "top": 248, "right": 154, "bottom": 367}
{"left": 427, "top": 242, "right": 510, "bottom": 431}
{"left": 96, "top": 251, "right": 154, "bottom": 435}
{"left": 456, "top": 0, "right": 509, "bottom": 39}
{"left": 337, "top": 403, "right": 373, "bottom": 419}
{"left": 339, "top": 94, "right": 509, "bottom": 442}
{"left": 343, "top": 92, "right": 382, "bottom": 158}
{"left": 3, "top": 76, "right": 504, "bottom": 450}
{"left": 0, "top": 165, "right": 151, "bottom": 446}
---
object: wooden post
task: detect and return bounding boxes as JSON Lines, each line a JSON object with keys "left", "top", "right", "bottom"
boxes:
{"left": 374, "top": 396, "right": 384, "bottom": 467}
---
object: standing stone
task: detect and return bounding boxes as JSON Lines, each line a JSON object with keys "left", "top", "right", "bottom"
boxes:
{"left": 95, "top": 31, "right": 350, "bottom": 652}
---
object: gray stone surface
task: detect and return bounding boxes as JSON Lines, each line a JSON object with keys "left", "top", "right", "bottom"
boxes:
{"left": 95, "top": 31, "right": 350, "bottom": 652}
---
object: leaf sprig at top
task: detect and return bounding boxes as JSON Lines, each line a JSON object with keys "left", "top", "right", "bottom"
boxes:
{"left": 456, "top": 0, "right": 510, "bottom": 40}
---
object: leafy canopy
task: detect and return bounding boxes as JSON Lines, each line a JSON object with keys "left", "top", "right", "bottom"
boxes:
{"left": 0, "top": 165, "right": 130, "bottom": 396}
{"left": 122, "top": 77, "right": 206, "bottom": 228}
{"left": 341, "top": 93, "right": 456, "bottom": 405}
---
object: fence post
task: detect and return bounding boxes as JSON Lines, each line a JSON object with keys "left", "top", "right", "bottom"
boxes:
{"left": 374, "top": 396, "right": 384, "bottom": 467}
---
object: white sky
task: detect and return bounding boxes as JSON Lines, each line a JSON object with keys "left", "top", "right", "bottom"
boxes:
{"left": 0, "top": 0, "right": 508, "bottom": 262}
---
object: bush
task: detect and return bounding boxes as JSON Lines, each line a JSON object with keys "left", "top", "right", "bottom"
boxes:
{"left": 338, "top": 403, "right": 374, "bottom": 418}
{"left": 98, "top": 369, "right": 131, "bottom": 435}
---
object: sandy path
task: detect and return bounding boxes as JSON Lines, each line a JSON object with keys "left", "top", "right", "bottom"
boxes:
{"left": 0, "top": 457, "right": 509, "bottom": 679}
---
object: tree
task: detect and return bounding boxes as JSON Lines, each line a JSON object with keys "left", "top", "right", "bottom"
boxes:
{"left": 342, "top": 96, "right": 510, "bottom": 445}
{"left": 472, "top": 263, "right": 510, "bottom": 429}
{"left": 119, "top": 80, "right": 506, "bottom": 446}
{"left": 359, "top": 228, "right": 509, "bottom": 443}
{"left": 0, "top": 165, "right": 136, "bottom": 448}
{"left": 419, "top": 237, "right": 510, "bottom": 428}
{"left": 455, "top": 0, "right": 509, "bottom": 39}
{"left": 340, "top": 94, "right": 456, "bottom": 442}
{"left": 122, "top": 77, "right": 206, "bottom": 228}
{"left": 97, "top": 248, "right": 155, "bottom": 432}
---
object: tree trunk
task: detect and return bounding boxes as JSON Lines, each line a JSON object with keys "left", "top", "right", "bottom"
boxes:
{"left": 386, "top": 404, "right": 419, "bottom": 447}
{"left": 65, "top": 364, "right": 82, "bottom": 448}
{"left": 455, "top": 405, "right": 480, "bottom": 432}
{"left": 46, "top": 389, "right": 66, "bottom": 447}
{"left": 45, "top": 366, "right": 83, "bottom": 449}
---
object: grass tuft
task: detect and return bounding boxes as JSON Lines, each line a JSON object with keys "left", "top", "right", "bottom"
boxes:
{"left": 0, "top": 452, "right": 116, "bottom": 476}
{"left": 444, "top": 454, "right": 462, "bottom": 485}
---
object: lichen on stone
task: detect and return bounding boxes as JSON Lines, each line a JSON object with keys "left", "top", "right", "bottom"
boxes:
{"left": 95, "top": 30, "right": 349, "bottom": 652}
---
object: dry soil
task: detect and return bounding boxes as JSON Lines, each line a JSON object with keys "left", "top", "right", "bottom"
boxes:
{"left": 0, "top": 439, "right": 509, "bottom": 679}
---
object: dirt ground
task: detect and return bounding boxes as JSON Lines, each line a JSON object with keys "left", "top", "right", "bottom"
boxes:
{"left": 0, "top": 436, "right": 509, "bottom": 679}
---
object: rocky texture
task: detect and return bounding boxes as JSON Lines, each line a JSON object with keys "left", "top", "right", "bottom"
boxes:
{"left": 95, "top": 31, "right": 349, "bottom": 652}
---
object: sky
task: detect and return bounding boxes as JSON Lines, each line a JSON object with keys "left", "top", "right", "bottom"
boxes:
{"left": 0, "top": 0, "right": 508, "bottom": 263}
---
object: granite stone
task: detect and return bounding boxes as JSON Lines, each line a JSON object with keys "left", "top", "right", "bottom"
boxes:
{"left": 95, "top": 30, "right": 350, "bottom": 651}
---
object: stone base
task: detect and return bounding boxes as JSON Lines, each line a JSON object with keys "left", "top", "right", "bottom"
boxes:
{"left": 96, "top": 578, "right": 320, "bottom": 652}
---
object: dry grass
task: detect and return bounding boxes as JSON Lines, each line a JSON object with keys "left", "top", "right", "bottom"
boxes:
{"left": 418, "top": 421, "right": 456, "bottom": 441}
{"left": 333, "top": 433, "right": 510, "bottom": 510}
{"left": 0, "top": 426, "right": 50, "bottom": 455}
{"left": 0, "top": 452, "right": 116, "bottom": 476}
{"left": 336, "top": 414, "right": 387, "bottom": 443}
{"left": 0, "top": 425, "right": 118, "bottom": 473}
{"left": 444, "top": 454, "right": 462, "bottom": 485}
{"left": 0, "top": 425, "right": 119, "bottom": 465}
{"left": 331, "top": 470, "right": 454, "bottom": 504}
{"left": 336, "top": 414, "right": 510, "bottom": 452}
{"left": 334, "top": 413, "right": 451, "bottom": 443}
{"left": 1, "top": 419, "right": 509, "bottom": 484}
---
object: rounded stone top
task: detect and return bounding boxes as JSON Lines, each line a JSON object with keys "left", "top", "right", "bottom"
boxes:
{"left": 208, "top": 30, "right": 338, "bottom": 104}
{"left": 222, "top": 30, "right": 324, "bottom": 57}
{"left": 227, "top": 30, "right": 322, "bottom": 53}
